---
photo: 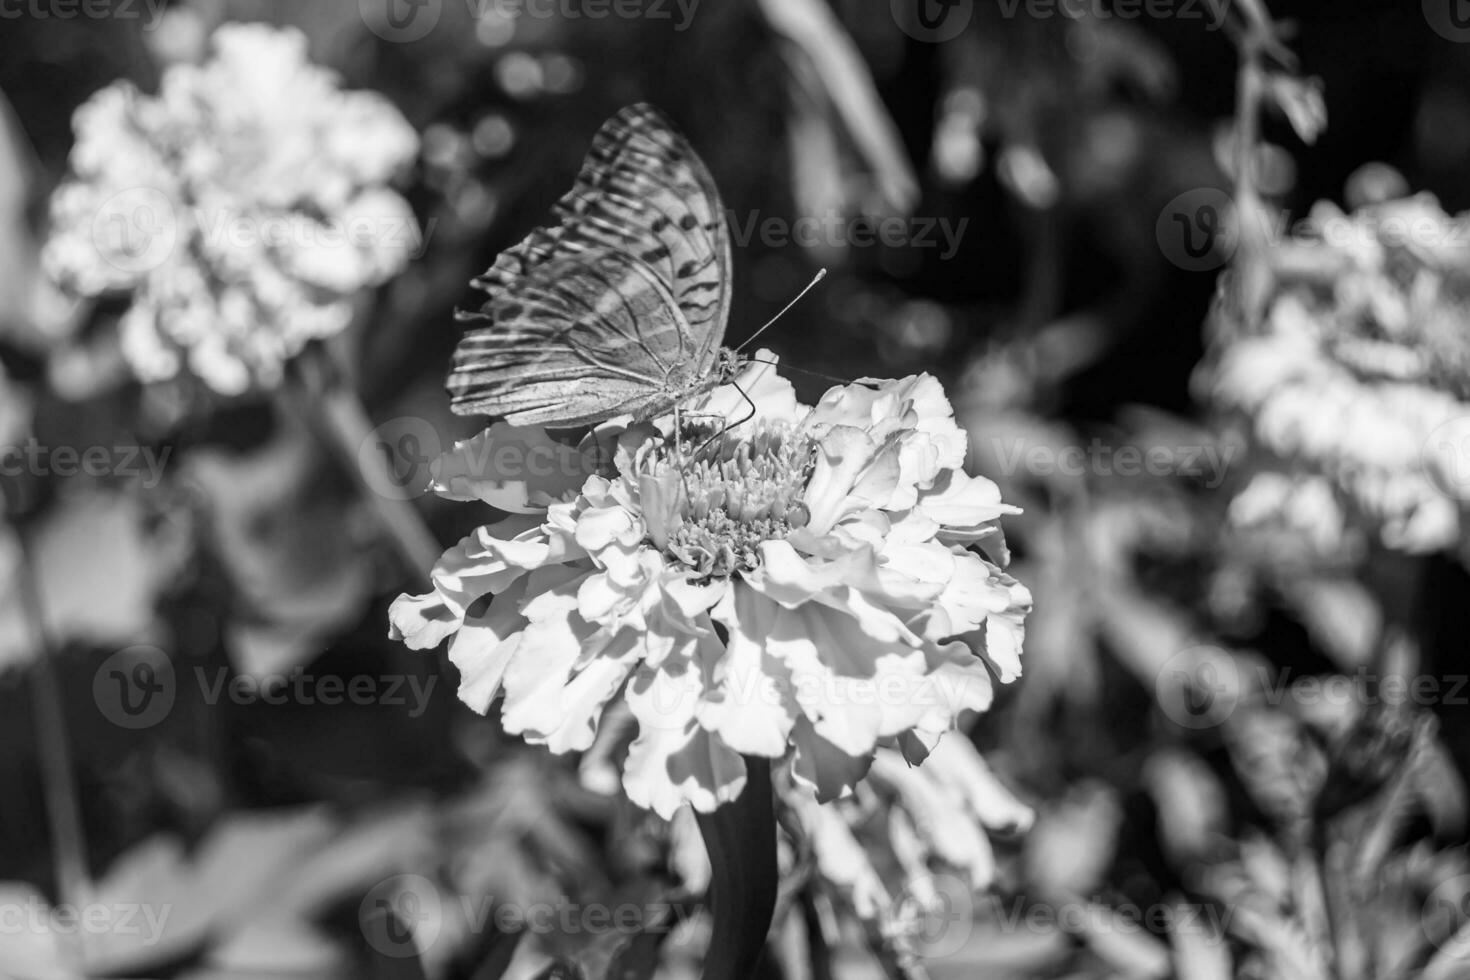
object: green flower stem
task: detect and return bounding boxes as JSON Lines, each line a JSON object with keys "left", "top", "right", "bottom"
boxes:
{"left": 314, "top": 383, "right": 442, "bottom": 580}
{"left": 283, "top": 350, "right": 440, "bottom": 584}
{"left": 17, "top": 529, "right": 93, "bottom": 974}
{"left": 696, "top": 755, "right": 778, "bottom": 980}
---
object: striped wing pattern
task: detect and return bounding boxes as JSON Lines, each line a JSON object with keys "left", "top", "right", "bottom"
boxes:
{"left": 448, "top": 104, "right": 733, "bottom": 427}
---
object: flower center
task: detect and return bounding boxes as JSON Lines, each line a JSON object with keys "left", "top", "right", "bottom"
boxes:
{"left": 659, "top": 421, "right": 814, "bottom": 578}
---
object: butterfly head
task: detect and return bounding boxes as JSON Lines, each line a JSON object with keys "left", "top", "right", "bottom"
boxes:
{"left": 714, "top": 346, "right": 744, "bottom": 384}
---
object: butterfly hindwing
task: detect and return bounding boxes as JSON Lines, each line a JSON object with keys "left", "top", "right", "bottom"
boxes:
{"left": 449, "top": 104, "right": 732, "bottom": 426}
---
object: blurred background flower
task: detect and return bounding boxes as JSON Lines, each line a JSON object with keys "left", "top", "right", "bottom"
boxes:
{"left": 43, "top": 22, "right": 420, "bottom": 395}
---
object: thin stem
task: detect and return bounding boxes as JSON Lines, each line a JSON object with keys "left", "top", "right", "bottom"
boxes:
{"left": 282, "top": 350, "right": 441, "bottom": 583}
{"left": 17, "top": 528, "right": 92, "bottom": 973}
{"left": 314, "top": 384, "right": 442, "bottom": 579}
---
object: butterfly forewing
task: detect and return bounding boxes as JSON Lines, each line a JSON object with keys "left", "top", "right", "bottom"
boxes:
{"left": 450, "top": 250, "right": 694, "bottom": 427}
{"left": 449, "top": 104, "right": 733, "bottom": 426}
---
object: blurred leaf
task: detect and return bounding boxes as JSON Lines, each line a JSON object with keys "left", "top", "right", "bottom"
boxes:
{"left": 180, "top": 407, "right": 378, "bottom": 677}
{"left": 755, "top": 0, "right": 918, "bottom": 215}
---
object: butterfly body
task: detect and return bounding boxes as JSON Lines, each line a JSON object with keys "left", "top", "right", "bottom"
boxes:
{"left": 449, "top": 104, "right": 739, "bottom": 429}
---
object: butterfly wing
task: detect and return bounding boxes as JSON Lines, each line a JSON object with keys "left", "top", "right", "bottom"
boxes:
{"left": 449, "top": 104, "right": 733, "bottom": 425}
{"left": 450, "top": 249, "right": 695, "bottom": 428}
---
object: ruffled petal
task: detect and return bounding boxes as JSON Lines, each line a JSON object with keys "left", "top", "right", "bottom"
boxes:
{"left": 803, "top": 426, "right": 879, "bottom": 535}
{"left": 624, "top": 637, "right": 748, "bottom": 817}
{"left": 702, "top": 587, "right": 799, "bottom": 757}
{"left": 387, "top": 515, "right": 554, "bottom": 650}
{"left": 447, "top": 577, "right": 529, "bottom": 712}
{"left": 430, "top": 423, "right": 601, "bottom": 513}
{"left": 789, "top": 717, "right": 874, "bottom": 802}
{"left": 767, "top": 601, "right": 932, "bottom": 756}
{"left": 918, "top": 469, "right": 1021, "bottom": 532}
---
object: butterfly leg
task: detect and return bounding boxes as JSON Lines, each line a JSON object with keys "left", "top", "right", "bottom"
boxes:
{"left": 691, "top": 379, "right": 758, "bottom": 459}
{"left": 673, "top": 403, "right": 684, "bottom": 460}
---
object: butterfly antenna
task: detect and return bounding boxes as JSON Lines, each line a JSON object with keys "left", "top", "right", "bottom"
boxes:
{"left": 692, "top": 379, "right": 759, "bottom": 459}
{"left": 745, "top": 358, "right": 878, "bottom": 389}
{"left": 732, "top": 269, "right": 828, "bottom": 356}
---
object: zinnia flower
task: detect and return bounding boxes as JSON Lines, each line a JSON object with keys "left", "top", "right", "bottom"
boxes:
{"left": 390, "top": 353, "right": 1031, "bottom": 817}
{"left": 43, "top": 23, "right": 420, "bottom": 395}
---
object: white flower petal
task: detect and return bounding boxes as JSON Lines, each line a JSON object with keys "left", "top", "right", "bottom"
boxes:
{"left": 702, "top": 588, "right": 798, "bottom": 757}
{"left": 431, "top": 424, "right": 601, "bottom": 513}
{"left": 623, "top": 719, "right": 747, "bottom": 818}
{"left": 447, "top": 577, "right": 529, "bottom": 713}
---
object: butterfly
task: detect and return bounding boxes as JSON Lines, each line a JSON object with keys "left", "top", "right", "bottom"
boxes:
{"left": 448, "top": 103, "right": 740, "bottom": 429}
